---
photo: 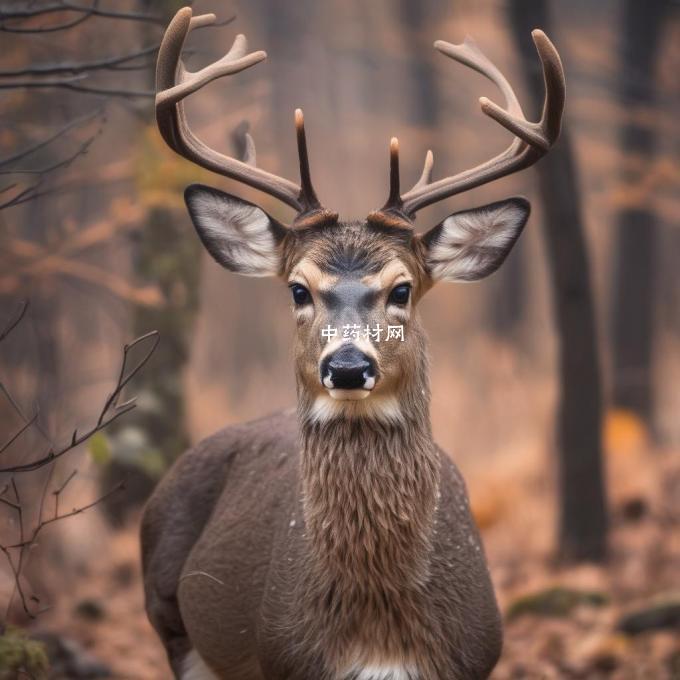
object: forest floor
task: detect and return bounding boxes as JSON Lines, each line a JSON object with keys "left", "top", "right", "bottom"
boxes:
{"left": 28, "top": 424, "right": 680, "bottom": 679}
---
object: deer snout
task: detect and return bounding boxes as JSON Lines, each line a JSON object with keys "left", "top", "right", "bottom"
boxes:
{"left": 320, "top": 344, "right": 377, "bottom": 397}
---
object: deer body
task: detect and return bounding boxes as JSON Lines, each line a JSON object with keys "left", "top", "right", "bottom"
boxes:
{"left": 142, "top": 8, "right": 564, "bottom": 679}
{"left": 143, "top": 409, "right": 501, "bottom": 679}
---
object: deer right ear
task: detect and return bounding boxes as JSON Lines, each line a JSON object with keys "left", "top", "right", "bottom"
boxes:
{"left": 184, "top": 184, "right": 287, "bottom": 277}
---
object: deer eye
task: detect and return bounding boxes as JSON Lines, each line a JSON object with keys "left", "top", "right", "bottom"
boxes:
{"left": 388, "top": 283, "right": 411, "bottom": 306}
{"left": 289, "top": 283, "right": 311, "bottom": 306}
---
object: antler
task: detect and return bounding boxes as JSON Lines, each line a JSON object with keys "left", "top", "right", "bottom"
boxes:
{"left": 380, "top": 29, "right": 565, "bottom": 219}
{"left": 156, "top": 7, "right": 333, "bottom": 221}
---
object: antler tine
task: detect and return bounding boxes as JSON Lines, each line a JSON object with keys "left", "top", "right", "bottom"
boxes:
{"left": 231, "top": 121, "right": 257, "bottom": 166}
{"left": 381, "top": 137, "right": 402, "bottom": 211}
{"left": 155, "top": 7, "right": 308, "bottom": 213}
{"left": 400, "top": 30, "right": 565, "bottom": 217}
{"left": 412, "top": 150, "right": 434, "bottom": 191}
{"left": 295, "top": 109, "right": 320, "bottom": 211}
{"left": 292, "top": 108, "right": 339, "bottom": 228}
{"left": 533, "top": 29, "right": 566, "bottom": 144}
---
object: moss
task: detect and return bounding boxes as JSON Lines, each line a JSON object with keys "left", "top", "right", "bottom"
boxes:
{"left": 507, "top": 586, "right": 609, "bottom": 621}
{"left": 0, "top": 627, "right": 49, "bottom": 680}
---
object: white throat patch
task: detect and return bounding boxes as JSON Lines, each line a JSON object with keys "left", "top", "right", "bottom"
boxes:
{"left": 309, "top": 393, "right": 402, "bottom": 424}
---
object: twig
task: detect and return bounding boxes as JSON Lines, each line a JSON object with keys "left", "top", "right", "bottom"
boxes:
{"left": 0, "top": 2, "right": 165, "bottom": 25}
{"left": 0, "top": 44, "right": 160, "bottom": 78}
{"left": 7, "top": 481, "right": 125, "bottom": 551}
{"left": 0, "top": 0, "right": 98, "bottom": 33}
{"left": 0, "top": 110, "right": 103, "bottom": 168}
{"left": 0, "top": 331, "right": 159, "bottom": 474}
{"left": 0, "top": 300, "right": 28, "bottom": 342}
{"left": 0, "top": 79, "right": 154, "bottom": 98}
{"left": 0, "top": 129, "right": 100, "bottom": 210}
{"left": 0, "top": 411, "right": 38, "bottom": 455}
{"left": 1, "top": 480, "right": 125, "bottom": 618}
{"left": 53, "top": 469, "right": 77, "bottom": 517}
{"left": 0, "top": 131, "right": 100, "bottom": 176}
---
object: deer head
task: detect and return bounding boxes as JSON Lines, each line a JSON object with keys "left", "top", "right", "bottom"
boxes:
{"left": 156, "top": 7, "right": 565, "bottom": 422}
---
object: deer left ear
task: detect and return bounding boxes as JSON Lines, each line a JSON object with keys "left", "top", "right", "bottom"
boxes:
{"left": 420, "top": 197, "right": 530, "bottom": 282}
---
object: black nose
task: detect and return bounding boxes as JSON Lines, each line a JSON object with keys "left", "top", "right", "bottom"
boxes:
{"left": 320, "top": 344, "right": 376, "bottom": 390}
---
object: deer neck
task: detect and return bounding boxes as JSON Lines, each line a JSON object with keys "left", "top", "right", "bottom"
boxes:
{"left": 295, "top": 368, "right": 440, "bottom": 673}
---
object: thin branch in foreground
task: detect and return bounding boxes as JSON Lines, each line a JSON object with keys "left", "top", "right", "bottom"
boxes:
{"left": 52, "top": 469, "right": 77, "bottom": 517}
{"left": 0, "top": 330, "right": 160, "bottom": 474}
{"left": 0, "top": 178, "right": 46, "bottom": 210}
{"left": 0, "top": 109, "right": 103, "bottom": 168}
{"left": 0, "top": 299, "right": 28, "bottom": 342}
{"left": 6, "top": 481, "right": 125, "bottom": 552}
{"left": 1, "top": 479, "right": 125, "bottom": 618}
{"left": 0, "top": 411, "right": 38, "bottom": 456}
{"left": 0, "top": 2, "right": 165, "bottom": 26}
{"left": 0, "top": 0, "right": 98, "bottom": 33}
{"left": 0, "top": 129, "right": 100, "bottom": 210}
{"left": 0, "top": 130, "right": 100, "bottom": 176}
{"left": 0, "top": 78, "right": 154, "bottom": 98}
{"left": 0, "top": 44, "right": 160, "bottom": 78}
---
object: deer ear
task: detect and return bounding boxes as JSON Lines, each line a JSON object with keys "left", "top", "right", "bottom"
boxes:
{"left": 420, "top": 197, "right": 530, "bottom": 282}
{"left": 184, "top": 184, "right": 287, "bottom": 277}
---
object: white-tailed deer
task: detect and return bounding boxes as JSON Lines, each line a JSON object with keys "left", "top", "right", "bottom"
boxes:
{"left": 142, "top": 7, "right": 564, "bottom": 679}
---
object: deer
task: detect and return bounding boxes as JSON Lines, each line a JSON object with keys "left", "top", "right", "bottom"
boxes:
{"left": 141, "top": 7, "right": 565, "bottom": 680}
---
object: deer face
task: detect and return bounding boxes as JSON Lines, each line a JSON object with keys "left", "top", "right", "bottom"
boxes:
{"left": 184, "top": 184, "right": 529, "bottom": 420}
{"left": 284, "top": 221, "right": 429, "bottom": 420}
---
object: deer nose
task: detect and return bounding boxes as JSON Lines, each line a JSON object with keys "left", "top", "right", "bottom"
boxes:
{"left": 320, "top": 344, "right": 377, "bottom": 391}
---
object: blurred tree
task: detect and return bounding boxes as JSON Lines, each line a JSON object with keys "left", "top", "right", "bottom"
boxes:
{"left": 610, "top": 0, "right": 668, "bottom": 427}
{"left": 508, "top": 0, "right": 608, "bottom": 561}
{"left": 397, "top": 0, "right": 439, "bottom": 128}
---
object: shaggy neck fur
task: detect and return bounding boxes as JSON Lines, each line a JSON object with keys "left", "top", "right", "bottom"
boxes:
{"left": 296, "top": 353, "right": 440, "bottom": 677}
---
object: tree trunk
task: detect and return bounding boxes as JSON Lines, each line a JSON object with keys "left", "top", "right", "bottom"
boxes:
{"left": 508, "top": 1, "right": 608, "bottom": 561}
{"left": 610, "top": 0, "right": 667, "bottom": 425}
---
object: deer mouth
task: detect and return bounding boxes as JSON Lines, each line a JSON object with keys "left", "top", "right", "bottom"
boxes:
{"left": 327, "top": 387, "right": 372, "bottom": 401}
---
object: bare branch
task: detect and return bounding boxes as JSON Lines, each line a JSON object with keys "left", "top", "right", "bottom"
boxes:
{"left": 0, "top": 2, "right": 165, "bottom": 26}
{"left": 0, "top": 410, "right": 38, "bottom": 455}
{"left": 0, "top": 299, "right": 28, "bottom": 342}
{"left": 53, "top": 469, "right": 77, "bottom": 517}
{"left": 0, "top": 44, "right": 160, "bottom": 78}
{"left": 0, "top": 0, "right": 98, "bottom": 33}
{"left": 0, "top": 545, "right": 31, "bottom": 618}
{"left": 0, "top": 130, "right": 99, "bottom": 176}
{"left": 1, "top": 478, "right": 124, "bottom": 619}
{"left": 0, "top": 331, "right": 159, "bottom": 474}
{"left": 0, "top": 110, "right": 102, "bottom": 168}
{"left": 0, "top": 78, "right": 154, "bottom": 98}
{"left": 6, "top": 481, "right": 125, "bottom": 551}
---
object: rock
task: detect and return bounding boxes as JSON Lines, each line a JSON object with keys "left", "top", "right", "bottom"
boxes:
{"left": 617, "top": 594, "right": 680, "bottom": 635}
{"left": 618, "top": 496, "right": 648, "bottom": 523}
{"left": 667, "top": 648, "right": 680, "bottom": 677}
{"left": 73, "top": 598, "right": 106, "bottom": 622}
{"left": 31, "top": 632, "right": 111, "bottom": 679}
{"left": 111, "top": 561, "right": 135, "bottom": 589}
{"left": 571, "top": 632, "right": 630, "bottom": 674}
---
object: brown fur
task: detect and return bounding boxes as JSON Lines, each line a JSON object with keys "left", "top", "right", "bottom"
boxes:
{"left": 141, "top": 221, "right": 502, "bottom": 679}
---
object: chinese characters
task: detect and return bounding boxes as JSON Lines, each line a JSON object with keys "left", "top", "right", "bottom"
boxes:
{"left": 321, "top": 324, "right": 405, "bottom": 342}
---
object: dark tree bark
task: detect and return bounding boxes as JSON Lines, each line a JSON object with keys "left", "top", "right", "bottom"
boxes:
{"left": 508, "top": 1, "right": 608, "bottom": 561}
{"left": 397, "top": 0, "right": 439, "bottom": 127}
{"left": 610, "top": 0, "right": 667, "bottom": 424}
